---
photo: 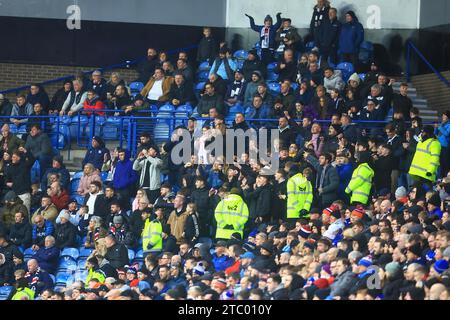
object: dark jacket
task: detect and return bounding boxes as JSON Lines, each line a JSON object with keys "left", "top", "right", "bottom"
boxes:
{"left": 27, "top": 89, "right": 50, "bottom": 111}
{"left": 25, "top": 132, "right": 53, "bottom": 159}
{"left": 82, "top": 139, "right": 110, "bottom": 170}
{"left": 373, "top": 154, "right": 394, "bottom": 192}
{"left": 243, "top": 184, "right": 272, "bottom": 219}
{"left": 41, "top": 165, "right": 71, "bottom": 191}
{"left": 0, "top": 133, "right": 24, "bottom": 155}
{"left": 169, "top": 82, "right": 196, "bottom": 106}
{"left": 136, "top": 56, "right": 160, "bottom": 84}
{"left": 0, "top": 261, "right": 13, "bottom": 286}
{"left": 163, "top": 235, "right": 178, "bottom": 254}
{"left": 248, "top": 13, "right": 282, "bottom": 50}
{"left": 32, "top": 221, "right": 55, "bottom": 247}
{"left": 306, "top": 155, "right": 340, "bottom": 206}
{"left": 319, "top": 17, "right": 341, "bottom": 50}
{"left": 25, "top": 268, "right": 53, "bottom": 295}
{"left": 184, "top": 213, "right": 200, "bottom": 245}
{"left": 0, "top": 242, "right": 22, "bottom": 264}
{"left": 50, "top": 87, "right": 71, "bottom": 112}
{"left": 55, "top": 222, "right": 77, "bottom": 249}
{"left": 9, "top": 221, "right": 32, "bottom": 248}
{"left": 329, "top": 269, "right": 357, "bottom": 298}
{"left": 86, "top": 78, "right": 108, "bottom": 101}
{"left": 113, "top": 151, "right": 138, "bottom": 190}
{"left": 0, "top": 197, "right": 28, "bottom": 228}
{"left": 197, "top": 36, "right": 218, "bottom": 63}
{"left": 268, "top": 285, "right": 290, "bottom": 300}
{"left": 4, "top": 152, "right": 35, "bottom": 195}
{"left": 339, "top": 12, "right": 364, "bottom": 55}
{"left": 275, "top": 58, "right": 297, "bottom": 83}
{"left": 242, "top": 58, "right": 266, "bottom": 82}
{"left": 310, "top": 4, "right": 331, "bottom": 43}
{"left": 83, "top": 193, "right": 109, "bottom": 221}
{"left": 0, "top": 99, "right": 13, "bottom": 120}
{"left": 33, "top": 246, "right": 60, "bottom": 274}
{"left": 197, "top": 93, "right": 225, "bottom": 116}
{"left": 105, "top": 243, "right": 129, "bottom": 269}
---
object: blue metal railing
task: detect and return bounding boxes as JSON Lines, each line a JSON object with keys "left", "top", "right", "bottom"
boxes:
{"left": 0, "top": 44, "right": 198, "bottom": 95}
{"left": 406, "top": 40, "right": 450, "bottom": 87}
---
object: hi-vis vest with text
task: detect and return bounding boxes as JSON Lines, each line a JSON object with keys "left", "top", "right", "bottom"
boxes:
{"left": 215, "top": 194, "right": 249, "bottom": 240}
{"left": 409, "top": 138, "right": 441, "bottom": 182}
{"left": 345, "top": 163, "right": 374, "bottom": 205}
{"left": 142, "top": 218, "right": 163, "bottom": 253}
{"left": 287, "top": 173, "right": 313, "bottom": 219}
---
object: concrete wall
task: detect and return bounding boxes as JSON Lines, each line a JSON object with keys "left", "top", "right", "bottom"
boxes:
{"left": 420, "top": 0, "right": 450, "bottom": 29}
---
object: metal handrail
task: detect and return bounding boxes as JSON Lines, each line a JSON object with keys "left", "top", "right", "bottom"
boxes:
{"left": 406, "top": 40, "right": 450, "bottom": 87}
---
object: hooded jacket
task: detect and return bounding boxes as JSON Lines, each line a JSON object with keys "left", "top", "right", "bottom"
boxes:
{"left": 133, "top": 154, "right": 163, "bottom": 191}
{"left": 0, "top": 197, "right": 28, "bottom": 228}
{"left": 113, "top": 150, "right": 138, "bottom": 190}
{"left": 25, "top": 131, "right": 53, "bottom": 159}
{"left": 83, "top": 94, "right": 105, "bottom": 116}
{"left": 82, "top": 136, "right": 110, "bottom": 170}
{"left": 9, "top": 220, "right": 32, "bottom": 248}
{"left": 324, "top": 70, "right": 345, "bottom": 93}
{"left": 4, "top": 152, "right": 35, "bottom": 195}
{"left": 339, "top": 11, "right": 364, "bottom": 55}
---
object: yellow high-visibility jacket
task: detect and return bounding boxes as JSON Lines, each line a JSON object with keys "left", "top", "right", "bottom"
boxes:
{"left": 142, "top": 218, "right": 163, "bottom": 253}
{"left": 215, "top": 194, "right": 249, "bottom": 239}
{"left": 409, "top": 138, "right": 441, "bottom": 182}
{"left": 345, "top": 163, "right": 374, "bottom": 205}
{"left": 287, "top": 173, "right": 313, "bottom": 219}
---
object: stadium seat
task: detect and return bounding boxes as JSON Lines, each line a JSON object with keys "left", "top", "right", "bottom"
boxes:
{"left": 233, "top": 50, "right": 249, "bottom": 61}
{"left": 198, "top": 61, "right": 211, "bottom": 72}
{"left": 267, "top": 62, "right": 278, "bottom": 72}
{"left": 24, "top": 247, "right": 35, "bottom": 261}
{"left": 128, "top": 249, "right": 135, "bottom": 262}
{"left": 79, "top": 247, "right": 93, "bottom": 259}
{"left": 61, "top": 248, "right": 79, "bottom": 261}
{"left": 101, "top": 171, "right": 109, "bottom": 182}
{"left": 291, "top": 83, "right": 299, "bottom": 92}
{"left": 268, "top": 82, "right": 281, "bottom": 94}
{"left": 305, "top": 41, "right": 316, "bottom": 52}
{"left": 336, "top": 62, "right": 355, "bottom": 82}
{"left": 77, "top": 259, "right": 86, "bottom": 269}
{"left": 49, "top": 274, "right": 56, "bottom": 284}
{"left": 73, "top": 270, "right": 88, "bottom": 283}
{"left": 266, "top": 72, "right": 278, "bottom": 81}
{"left": 197, "top": 71, "right": 209, "bottom": 82}
{"left": 228, "top": 104, "right": 245, "bottom": 115}
{"left": 70, "top": 179, "right": 80, "bottom": 194}
{"left": 74, "top": 195, "right": 85, "bottom": 205}
{"left": 72, "top": 171, "right": 84, "bottom": 180}
{"left": 358, "top": 73, "right": 366, "bottom": 81}
{"left": 129, "top": 82, "right": 144, "bottom": 94}
{"left": 55, "top": 272, "right": 73, "bottom": 286}
{"left": 0, "top": 286, "right": 14, "bottom": 300}
{"left": 57, "top": 259, "right": 77, "bottom": 273}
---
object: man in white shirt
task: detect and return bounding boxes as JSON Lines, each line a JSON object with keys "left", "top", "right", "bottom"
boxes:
{"left": 60, "top": 80, "right": 88, "bottom": 116}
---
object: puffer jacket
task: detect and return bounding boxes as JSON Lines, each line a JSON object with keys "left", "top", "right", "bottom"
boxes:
{"left": 324, "top": 70, "right": 345, "bottom": 93}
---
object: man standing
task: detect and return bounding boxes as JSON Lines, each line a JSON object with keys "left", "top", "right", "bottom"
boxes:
{"left": 197, "top": 27, "right": 219, "bottom": 65}
{"left": 338, "top": 11, "right": 364, "bottom": 68}
{"left": 136, "top": 48, "right": 159, "bottom": 84}
{"left": 104, "top": 235, "right": 129, "bottom": 269}
{"left": 286, "top": 165, "right": 313, "bottom": 221}
{"left": 113, "top": 149, "right": 138, "bottom": 211}
{"left": 319, "top": 7, "right": 341, "bottom": 66}
{"left": 167, "top": 194, "right": 189, "bottom": 244}
{"left": 133, "top": 146, "right": 163, "bottom": 204}
{"left": 142, "top": 208, "right": 163, "bottom": 257}
{"left": 83, "top": 180, "right": 108, "bottom": 220}
{"left": 214, "top": 188, "right": 249, "bottom": 240}
{"left": 24, "top": 124, "right": 53, "bottom": 179}
{"left": 82, "top": 136, "right": 110, "bottom": 171}
{"left": 345, "top": 152, "right": 374, "bottom": 205}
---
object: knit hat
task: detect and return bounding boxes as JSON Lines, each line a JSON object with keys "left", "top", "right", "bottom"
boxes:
{"left": 248, "top": 49, "right": 258, "bottom": 56}
{"left": 303, "top": 241, "right": 316, "bottom": 251}
{"left": 240, "top": 252, "right": 255, "bottom": 260}
{"left": 408, "top": 224, "right": 423, "bottom": 235}
{"left": 314, "top": 278, "right": 329, "bottom": 289}
{"left": 351, "top": 206, "right": 365, "bottom": 219}
{"left": 264, "top": 15, "right": 273, "bottom": 23}
{"left": 113, "top": 215, "right": 124, "bottom": 224}
{"left": 424, "top": 225, "right": 438, "bottom": 234}
{"left": 358, "top": 256, "right": 373, "bottom": 268}
{"left": 248, "top": 231, "right": 258, "bottom": 238}
{"left": 58, "top": 211, "right": 70, "bottom": 221}
{"left": 298, "top": 225, "right": 312, "bottom": 239}
{"left": 252, "top": 70, "right": 263, "bottom": 79}
{"left": 323, "top": 204, "right": 339, "bottom": 217}
{"left": 260, "top": 241, "right": 274, "bottom": 254}
{"left": 408, "top": 243, "right": 422, "bottom": 257}
{"left": 126, "top": 266, "right": 137, "bottom": 275}
{"left": 428, "top": 193, "right": 441, "bottom": 207}
{"left": 433, "top": 259, "right": 449, "bottom": 274}
{"left": 385, "top": 262, "right": 401, "bottom": 275}
{"left": 193, "top": 262, "right": 205, "bottom": 276}
{"left": 4, "top": 191, "right": 17, "bottom": 202}
{"left": 322, "top": 264, "right": 332, "bottom": 276}
{"left": 422, "top": 125, "right": 435, "bottom": 136}
{"left": 395, "top": 186, "right": 407, "bottom": 198}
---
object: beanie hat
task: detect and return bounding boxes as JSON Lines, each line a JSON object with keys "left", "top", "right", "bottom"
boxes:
{"left": 248, "top": 231, "right": 258, "bottom": 238}
{"left": 4, "top": 191, "right": 17, "bottom": 202}
{"left": 351, "top": 206, "right": 365, "bottom": 219}
{"left": 385, "top": 262, "right": 401, "bottom": 275}
{"left": 113, "top": 215, "right": 124, "bottom": 224}
{"left": 428, "top": 193, "right": 441, "bottom": 207}
{"left": 322, "top": 264, "right": 332, "bottom": 276}
{"left": 444, "top": 110, "right": 450, "bottom": 118}
{"left": 433, "top": 259, "right": 449, "bottom": 274}
{"left": 260, "top": 241, "right": 274, "bottom": 254}
{"left": 314, "top": 278, "right": 329, "bottom": 289}
{"left": 248, "top": 49, "right": 258, "bottom": 56}
{"left": 58, "top": 211, "right": 70, "bottom": 221}
{"left": 408, "top": 243, "right": 422, "bottom": 257}
{"left": 422, "top": 125, "right": 435, "bottom": 136}
{"left": 303, "top": 241, "right": 316, "bottom": 251}
{"left": 323, "top": 204, "right": 339, "bottom": 217}
{"left": 358, "top": 256, "right": 373, "bottom": 268}
{"left": 264, "top": 15, "right": 273, "bottom": 23}
{"left": 298, "top": 225, "right": 312, "bottom": 239}
{"left": 252, "top": 70, "right": 263, "bottom": 79}
{"left": 424, "top": 225, "right": 438, "bottom": 234}
{"left": 126, "top": 266, "right": 137, "bottom": 275}
{"left": 193, "top": 262, "right": 205, "bottom": 276}
{"left": 395, "top": 186, "right": 407, "bottom": 198}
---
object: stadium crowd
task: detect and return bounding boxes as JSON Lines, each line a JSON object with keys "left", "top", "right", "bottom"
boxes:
{"left": 0, "top": 0, "right": 450, "bottom": 301}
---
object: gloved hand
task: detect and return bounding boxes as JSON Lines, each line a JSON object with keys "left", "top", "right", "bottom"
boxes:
{"left": 426, "top": 172, "right": 432, "bottom": 177}
{"left": 300, "top": 209, "right": 309, "bottom": 217}
{"left": 245, "top": 14, "right": 252, "bottom": 19}
{"left": 147, "top": 243, "right": 153, "bottom": 250}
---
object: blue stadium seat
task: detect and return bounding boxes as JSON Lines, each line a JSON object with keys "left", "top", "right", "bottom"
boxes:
{"left": 358, "top": 73, "right": 366, "bottom": 81}
{"left": 359, "top": 41, "right": 374, "bottom": 64}
{"left": 197, "top": 71, "right": 209, "bottom": 82}
{"left": 24, "top": 247, "right": 35, "bottom": 261}
{"left": 70, "top": 178, "right": 80, "bottom": 194}
{"left": 77, "top": 259, "right": 86, "bottom": 269}
{"left": 49, "top": 274, "right": 56, "bottom": 284}
{"left": 268, "top": 82, "right": 281, "bottom": 94}
{"left": 74, "top": 195, "right": 85, "bottom": 205}
{"left": 291, "top": 83, "right": 299, "bottom": 92}
{"left": 128, "top": 249, "right": 135, "bottom": 262}
{"left": 266, "top": 72, "right": 279, "bottom": 81}
{"left": 72, "top": 171, "right": 84, "bottom": 180}
{"left": 61, "top": 248, "right": 79, "bottom": 261}
{"left": 55, "top": 272, "right": 73, "bottom": 286}
{"left": 129, "top": 82, "right": 144, "bottom": 94}
{"left": 228, "top": 104, "right": 245, "bottom": 115}
{"left": 254, "top": 42, "right": 261, "bottom": 50}
{"left": 73, "top": 270, "right": 88, "bottom": 283}
{"left": 0, "top": 286, "right": 14, "bottom": 300}
{"left": 234, "top": 50, "right": 249, "bottom": 60}
{"left": 101, "top": 171, "right": 109, "bottom": 182}
{"left": 79, "top": 247, "right": 93, "bottom": 259}
{"left": 198, "top": 61, "right": 211, "bottom": 72}
{"left": 336, "top": 62, "right": 355, "bottom": 82}
{"left": 57, "top": 259, "right": 77, "bottom": 273}
{"left": 305, "top": 41, "right": 316, "bottom": 52}
{"left": 195, "top": 82, "right": 206, "bottom": 92}
{"left": 267, "top": 62, "right": 278, "bottom": 72}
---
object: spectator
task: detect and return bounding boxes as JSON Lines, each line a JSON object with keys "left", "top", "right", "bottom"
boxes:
{"left": 245, "top": 95, "right": 272, "bottom": 127}
{"left": 31, "top": 195, "right": 58, "bottom": 223}
{"left": 435, "top": 111, "right": 450, "bottom": 177}
{"left": 83, "top": 89, "right": 105, "bottom": 116}
{"left": 1, "top": 191, "right": 28, "bottom": 230}
{"left": 323, "top": 67, "right": 345, "bottom": 94}
{"left": 176, "top": 59, "right": 194, "bottom": 85}
{"left": 122, "top": 94, "right": 149, "bottom": 115}
{"left": 82, "top": 136, "right": 110, "bottom": 171}
{"left": 0, "top": 94, "right": 13, "bottom": 122}
{"left": 54, "top": 211, "right": 77, "bottom": 249}
{"left": 275, "top": 18, "right": 302, "bottom": 54}
{"left": 105, "top": 72, "right": 126, "bottom": 97}
{"left": 109, "top": 215, "right": 135, "bottom": 247}
{"left": 25, "top": 259, "right": 53, "bottom": 295}
{"left": 339, "top": 11, "right": 364, "bottom": 68}
{"left": 243, "top": 175, "right": 272, "bottom": 225}
{"left": 60, "top": 80, "right": 88, "bottom": 117}
{"left": 183, "top": 203, "right": 200, "bottom": 245}
{"left": 225, "top": 70, "right": 246, "bottom": 107}
{"left": 85, "top": 70, "right": 107, "bottom": 102}
{"left": 345, "top": 151, "right": 374, "bottom": 205}
{"left": 242, "top": 49, "right": 266, "bottom": 83}
{"left": 136, "top": 48, "right": 159, "bottom": 84}
{"left": 24, "top": 124, "right": 53, "bottom": 178}
{"left": 133, "top": 145, "right": 163, "bottom": 204}
{"left": 10, "top": 95, "right": 33, "bottom": 128}
{"left": 33, "top": 236, "right": 59, "bottom": 274}
{"left": 197, "top": 82, "right": 225, "bottom": 117}
{"left": 209, "top": 47, "right": 237, "bottom": 83}
{"left": 273, "top": 82, "right": 296, "bottom": 118}
{"left": 305, "top": 62, "right": 324, "bottom": 87}
{"left": 9, "top": 211, "right": 32, "bottom": 249}
{"left": 310, "top": 0, "right": 331, "bottom": 49}
{"left": 197, "top": 27, "right": 219, "bottom": 64}
{"left": 392, "top": 83, "right": 413, "bottom": 121}
{"left": 41, "top": 155, "right": 70, "bottom": 192}
{"left": 0, "top": 123, "right": 25, "bottom": 156}
{"left": 104, "top": 235, "right": 129, "bottom": 269}
{"left": 169, "top": 73, "right": 196, "bottom": 107}
{"left": 113, "top": 149, "right": 138, "bottom": 211}
{"left": 27, "top": 103, "right": 50, "bottom": 133}
{"left": 31, "top": 214, "right": 54, "bottom": 251}
{"left": 243, "top": 71, "right": 264, "bottom": 106}
{"left": 167, "top": 194, "right": 189, "bottom": 244}
{"left": 0, "top": 252, "right": 13, "bottom": 286}
{"left": 49, "top": 81, "right": 72, "bottom": 115}
{"left": 319, "top": 7, "right": 341, "bottom": 66}
{"left": 77, "top": 163, "right": 102, "bottom": 197}
{"left": 140, "top": 67, "right": 174, "bottom": 106}
{"left": 276, "top": 49, "right": 297, "bottom": 83}
{"left": 27, "top": 84, "right": 50, "bottom": 112}
{"left": 84, "top": 180, "right": 108, "bottom": 220}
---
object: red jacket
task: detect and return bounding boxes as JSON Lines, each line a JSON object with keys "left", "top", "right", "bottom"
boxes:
{"left": 83, "top": 97, "right": 105, "bottom": 116}
{"left": 225, "top": 260, "right": 241, "bottom": 275}
{"left": 51, "top": 190, "right": 70, "bottom": 211}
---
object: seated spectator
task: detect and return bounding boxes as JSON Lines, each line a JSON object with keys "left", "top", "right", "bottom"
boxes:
{"left": 324, "top": 67, "right": 345, "bottom": 94}
{"left": 338, "top": 11, "right": 364, "bottom": 67}
{"left": 168, "top": 73, "right": 196, "bottom": 108}
{"left": 9, "top": 211, "right": 32, "bottom": 249}
{"left": 24, "top": 124, "right": 53, "bottom": 178}
{"left": 0, "top": 123, "right": 25, "bottom": 156}
{"left": 83, "top": 216, "right": 106, "bottom": 248}
{"left": 197, "top": 27, "right": 219, "bottom": 64}
{"left": 47, "top": 181, "right": 69, "bottom": 211}
{"left": 242, "top": 49, "right": 266, "bottom": 83}
{"left": 25, "top": 259, "right": 53, "bottom": 295}
{"left": 197, "top": 83, "right": 225, "bottom": 117}
{"left": 83, "top": 89, "right": 105, "bottom": 116}
{"left": 54, "top": 211, "right": 77, "bottom": 249}
{"left": 273, "top": 81, "right": 296, "bottom": 118}
{"left": 304, "top": 62, "right": 324, "bottom": 88}
{"left": 140, "top": 67, "right": 174, "bottom": 106}
{"left": 122, "top": 94, "right": 149, "bottom": 115}
{"left": 328, "top": 89, "right": 346, "bottom": 116}
{"left": 10, "top": 95, "right": 33, "bottom": 128}
{"left": 84, "top": 180, "right": 108, "bottom": 220}
{"left": 105, "top": 72, "right": 126, "bottom": 97}
{"left": 225, "top": 70, "right": 246, "bottom": 107}
{"left": 105, "top": 201, "right": 129, "bottom": 228}
{"left": 41, "top": 155, "right": 70, "bottom": 192}
{"left": 77, "top": 163, "right": 102, "bottom": 196}
{"left": 255, "top": 82, "right": 274, "bottom": 107}
{"left": 31, "top": 195, "right": 59, "bottom": 223}
{"left": 0, "top": 94, "right": 13, "bottom": 122}
{"left": 55, "top": 199, "right": 80, "bottom": 227}
{"left": 176, "top": 58, "right": 194, "bottom": 85}
{"left": 33, "top": 236, "right": 59, "bottom": 274}
{"left": 0, "top": 191, "right": 28, "bottom": 230}
{"left": 82, "top": 136, "right": 110, "bottom": 171}
{"left": 104, "top": 235, "right": 129, "bottom": 269}
{"left": 244, "top": 71, "right": 264, "bottom": 106}
{"left": 26, "top": 84, "right": 50, "bottom": 112}
{"left": 109, "top": 215, "right": 135, "bottom": 248}
{"left": 209, "top": 47, "right": 237, "bottom": 82}
{"left": 49, "top": 81, "right": 72, "bottom": 115}
{"left": 85, "top": 70, "right": 108, "bottom": 102}
{"left": 31, "top": 214, "right": 54, "bottom": 251}
{"left": 0, "top": 252, "right": 13, "bottom": 286}
{"left": 27, "top": 103, "right": 50, "bottom": 133}
{"left": 276, "top": 49, "right": 297, "bottom": 83}
{"left": 162, "top": 61, "right": 175, "bottom": 77}
{"left": 109, "top": 85, "right": 131, "bottom": 112}
{"left": 60, "top": 80, "right": 88, "bottom": 117}
{"left": 245, "top": 95, "right": 272, "bottom": 128}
